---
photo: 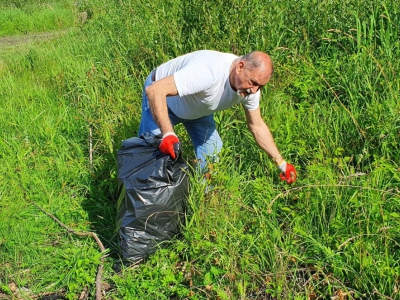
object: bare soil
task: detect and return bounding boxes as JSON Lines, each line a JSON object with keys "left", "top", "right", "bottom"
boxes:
{"left": 0, "top": 31, "right": 67, "bottom": 50}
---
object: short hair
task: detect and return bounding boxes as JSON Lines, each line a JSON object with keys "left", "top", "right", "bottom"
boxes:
{"left": 241, "top": 51, "right": 274, "bottom": 76}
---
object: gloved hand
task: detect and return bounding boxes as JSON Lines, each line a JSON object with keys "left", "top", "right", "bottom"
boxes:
{"left": 277, "top": 160, "right": 297, "bottom": 184}
{"left": 159, "top": 132, "right": 180, "bottom": 159}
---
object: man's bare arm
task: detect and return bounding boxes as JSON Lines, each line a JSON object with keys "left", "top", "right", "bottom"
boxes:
{"left": 145, "top": 75, "right": 178, "bottom": 135}
{"left": 244, "top": 107, "right": 284, "bottom": 165}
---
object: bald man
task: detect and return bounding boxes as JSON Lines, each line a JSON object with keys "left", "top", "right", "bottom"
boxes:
{"left": 138, "top": 50, "right": 296, "bottom": 183}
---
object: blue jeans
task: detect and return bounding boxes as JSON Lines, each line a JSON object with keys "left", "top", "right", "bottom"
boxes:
{"left": 138, "top": 73, "right": 223, "bottom": 171}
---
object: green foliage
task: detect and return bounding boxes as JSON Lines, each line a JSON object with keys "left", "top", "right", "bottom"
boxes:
{"left": 0, "top": 0, "right": 399, "bottom": 299}
{"left": 60, "top": 246, "right": 103, "bottom": 299}
{"left": 0, "top": 0, "right": 76, "bottom": 36}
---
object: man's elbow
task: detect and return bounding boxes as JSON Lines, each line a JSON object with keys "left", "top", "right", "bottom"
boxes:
{"left": 249, "top": 122, "right": 270, "bottom": 138}
{"left": 145, "top": 85, "right": 153, "bottom": 98}
{"left": 247, "top": 123, "right": 258, "bottom": 137}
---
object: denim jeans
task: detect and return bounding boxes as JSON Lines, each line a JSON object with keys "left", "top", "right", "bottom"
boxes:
{"left": 138, "top": 73, "right": 223, "bottom": 171}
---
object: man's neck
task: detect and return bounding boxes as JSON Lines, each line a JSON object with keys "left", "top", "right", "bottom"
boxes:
{"left": 229, "top": 58, "right": 239, "bottom": 91}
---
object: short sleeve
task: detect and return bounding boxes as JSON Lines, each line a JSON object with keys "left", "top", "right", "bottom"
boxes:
{"left": 241, "top": 92, "right": 260, "bottom": 110}
{"left": 173, "top": 65, "right": 216, "bottom": 97}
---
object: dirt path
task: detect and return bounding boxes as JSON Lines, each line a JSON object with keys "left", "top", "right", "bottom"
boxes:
{"left": 0, "top": 30, "right": 67, "bottom": 51}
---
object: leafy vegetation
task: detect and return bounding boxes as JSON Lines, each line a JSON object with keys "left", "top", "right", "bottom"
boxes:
{"left": 0, "top": 0, "right": 399, "bottom": 299}
{"left": 0, "top": 0, "right": 80, "bottom": 37}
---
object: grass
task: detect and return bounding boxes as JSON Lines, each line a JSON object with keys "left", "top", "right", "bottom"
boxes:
{"left": 0, "top": 0, "right": 81, "bottom": 37}
{"left": 0, "top": 0, "right": 399, "bottom": 299}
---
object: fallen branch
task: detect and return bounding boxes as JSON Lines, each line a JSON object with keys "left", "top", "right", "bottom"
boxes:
{"left": 18, "top": 162, "right": 106, "bottom": 300}
{"left": 29, "top": 200, "right": 106, "bottom": 300}
{"left": 373, "top": 287, "right": 395, "bottom": 300}
{"left": 268, "top": 183, "right": 400, "bottom": 213}
{"left": 18, "top": 178, "right": 107, "bottom": 300}
{"left": 89, "top": 124, "right": 93, "bottom": 170}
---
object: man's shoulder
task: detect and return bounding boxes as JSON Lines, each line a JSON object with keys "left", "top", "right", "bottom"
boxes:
{"left": 189, "top": 50, "right": 237, "bottom": 60}
{"left": 173, "top": 50, "right": 235, "bottom": 77}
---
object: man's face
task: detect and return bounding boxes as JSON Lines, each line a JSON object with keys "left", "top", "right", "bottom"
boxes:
{"left": 235, "top": 62, "right": 270, "bottom": 98}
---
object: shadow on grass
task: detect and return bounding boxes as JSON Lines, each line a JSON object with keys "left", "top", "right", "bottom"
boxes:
{"left": 80, "top": 121, "right": 140, "bottom": 263}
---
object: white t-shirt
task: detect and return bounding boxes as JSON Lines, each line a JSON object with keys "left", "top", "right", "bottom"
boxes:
{"left": 154, "top": 50, "right": 260, "bottom": 120}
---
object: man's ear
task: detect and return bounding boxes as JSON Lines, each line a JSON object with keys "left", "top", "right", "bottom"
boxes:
{"left": 236, "top": 61, "right": 245, "bottom": 74}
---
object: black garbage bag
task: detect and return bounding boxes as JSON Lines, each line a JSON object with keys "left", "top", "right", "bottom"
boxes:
{"left": 116, "top": 133, "right": 189, "bottom": 265}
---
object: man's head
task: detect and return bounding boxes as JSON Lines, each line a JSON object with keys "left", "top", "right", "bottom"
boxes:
{"left": 231, "top": 51, "right": 274, "bottom": 98}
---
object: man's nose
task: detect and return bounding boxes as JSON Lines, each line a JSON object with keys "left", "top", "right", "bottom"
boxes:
{"left": 250, "top": 86, "right": 258, "bottom": 94}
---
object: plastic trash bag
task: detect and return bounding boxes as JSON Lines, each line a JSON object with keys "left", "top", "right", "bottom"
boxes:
{"left": 116, "top": 133, "right": 189, "bottom": 265}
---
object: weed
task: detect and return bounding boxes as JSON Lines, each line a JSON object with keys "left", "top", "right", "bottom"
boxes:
{"left": 1, "top": 0, "right": 399, "bottom": 298}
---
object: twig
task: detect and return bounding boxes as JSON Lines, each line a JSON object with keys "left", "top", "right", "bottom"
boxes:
{"left": 268, "top": 183, "right": 400, "bottom": 213}
{"left": 89, "top": 125, "right": 93, "bottom": 170}
{"left": 29, "top": 200, "right": 106, "bottom": 300}
{"left": 78, "top": 112, "right": 93, "bottom": 170}
{"left": 337, "top": 236, "right": 358, "bottom": 250}
{"left": 373, "top": 288, "right": 395, "bottom": 300}
{"left": 338, "top": 172, "right": 366, "bottom": 184}
{"left": 144, "top": 211, "right": 185, "bottom": 231}
{"left": 29, "top": 200, "right": 106, "bottom": 252}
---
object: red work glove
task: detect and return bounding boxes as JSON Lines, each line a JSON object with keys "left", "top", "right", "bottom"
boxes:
{"left": 278, "top": 161, "right": 297, "bottom": 184}
{"left": 159, "top": 132, "right": 180, "bottom": 159}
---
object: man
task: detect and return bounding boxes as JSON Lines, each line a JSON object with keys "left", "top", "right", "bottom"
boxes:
{"left": 138, "top": 50, "right": 297, "bottom": 184}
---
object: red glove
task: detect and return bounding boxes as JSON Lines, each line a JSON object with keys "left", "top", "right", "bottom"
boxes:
{"left": 159, "top": 132, "right": 180, "bottom": 159}
{"left": 278, "top": 161, "right": 297, "bottom": 184}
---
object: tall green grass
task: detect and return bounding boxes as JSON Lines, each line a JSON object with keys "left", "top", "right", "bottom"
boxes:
{"left": 0, "top": 0, "right": 399, "bottom": 299}
{"left": 0, "top": 0, "right": 82, "bottom": 37}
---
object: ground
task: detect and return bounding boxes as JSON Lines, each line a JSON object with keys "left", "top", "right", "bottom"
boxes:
{"left": 0, "top": 31, "right": 67, "bottom": 70}
{"left": 0, "top": 31, "right": 66, "bottom": 52}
